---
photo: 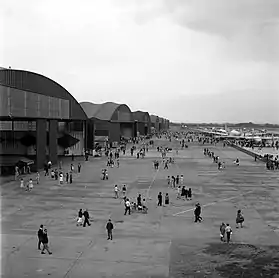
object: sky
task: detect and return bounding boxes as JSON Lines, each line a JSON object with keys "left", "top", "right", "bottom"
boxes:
{"left": 1, "top": 0, "right": 279, "bottom": 123}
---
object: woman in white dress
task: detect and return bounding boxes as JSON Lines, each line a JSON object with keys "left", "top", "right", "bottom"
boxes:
{"left": 59, "top": 173, "right": 64, "bottom": 185}
{"left": 20, "top": 178, "right": 24, "bottom": 189}
{"left": 28, "top": 178, "right": 33, "bottom": 191}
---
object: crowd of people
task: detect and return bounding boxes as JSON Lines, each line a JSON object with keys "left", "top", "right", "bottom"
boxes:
{"left": 19, "top": 129, "right": 258, "bottom": 259}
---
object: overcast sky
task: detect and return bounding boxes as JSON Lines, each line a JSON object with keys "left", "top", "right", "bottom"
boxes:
{"left": 1, "top": 0, "right": 279, "bottom": 123}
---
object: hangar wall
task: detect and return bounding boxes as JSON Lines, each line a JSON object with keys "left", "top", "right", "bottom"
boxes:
{"left": 0, "top": 85, "right": 70, "bottom": 119}
{"left": 109, "top": 122, "right": 121, "bottom": 143}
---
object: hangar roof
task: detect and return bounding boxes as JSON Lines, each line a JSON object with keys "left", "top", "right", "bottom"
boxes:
{"left": 0, "top": 68, "right": 87, "bottom": 120}
{"left": 80, "top": 101, "right": 132, "bottom": 121}
{"left": 150, "top": 115, "right": 159, "bottom": 123}
{"left": 132, "top": 111, "right": 150, "bottom": 123}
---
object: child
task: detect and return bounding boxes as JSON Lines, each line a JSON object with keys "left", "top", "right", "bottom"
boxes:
{"left": 28, "top": 178, "right": 33, "bottom": 191}
{"left": 176, "top": 186, "right": 181, "bottom": 199}
{"left": 20, "top": 178, "right": 24, "bottom": 189}
{"left": 50, "top": 169, "right": 55, "bottom": 179}
{"left": 59, "top": 173, "right": 64, "bottom": 185}
{"left": 36, "top": 172, "right": 40, "bottom": 184}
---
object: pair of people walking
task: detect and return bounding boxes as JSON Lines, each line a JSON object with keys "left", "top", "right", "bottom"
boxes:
{"left": 76, "top": 209, "right": 91, "bottom": 227}
{"left": 219, "top": 210, "right": 244, "bottom": 243}
{"left": 220, "top": 223, "right": 232, "bottom": 243}
{"left": 37, "top": 225, "right": 52, "bottom": 254}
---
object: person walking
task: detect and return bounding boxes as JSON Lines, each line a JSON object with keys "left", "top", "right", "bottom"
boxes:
{"left": 194, "top": 203, "right": 202, "bottom": 222}
{"left": 236, "top": 209, "right": 244, "bottom": 228}
{"left": 78, "top": 163, "right": 81, "bottom": 173}
{"left": 188, "top": 188, "right": 192, "bottom": 200}
{"left": 69, "top": 172, "right": 73, "bottom": 184}
{"left": 114, "top": 185, "right": 119, "bottom": 199}
{"left": 137, "top": 194, "right": 142, "bottom": 207}
{"left": 167, "top": 176, "right": 170, "bottom": 187}
{"left": 37, "top": 224, "right": 44, "bottom": 250}
{"left": 36, "top": 172, "right": 40, "bottom": 184}
{"left": 20, "top": 178, "right": 24, "bottom": 189}
{"left": 28, "top": 178, "right": 33, "bottom": 191}
{"left": 122, "top": 184, "right": 127, "bottom": 198}
{"left": 77, "top": 209, "right": 83, "bottom": 226}
{"left": 70, "top": 163, "right": 74, "bottom": 172}
{"left": 165, "top": 193, "right": 169, "bottom": 206}
{"left": 157, "top": 192, "right": 163, "bottom": 206}
{"left": 225, "top": 224, "right": 232, "bottom": 243}
{"left": 59, "top": 172, "right": 63, "bottom": 185}
{"left": 220, "top": 223, "right": 226, "bottom": 242}
{"left": 176, "top": 175, "right": 180, "bottom": 185}
{"left": 180, "top": 175, "right": 184, "bottom": 185}
{"left": 176, "top": 186, "right": 181, "bottom": 199}
{"left": 106, "top": 219, "right": 114, "bottom": 240}
{"left": 124, "top": 199, "right": 131, "bottom": 215}
{"left": 41, "top": 228, "right": 52, "bottom": 254}
{"left": 83, "top": 209, "right": 91, "bottom": 227}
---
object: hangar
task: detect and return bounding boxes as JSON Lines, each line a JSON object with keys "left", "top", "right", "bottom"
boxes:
{"left": 159, "top": 117, "right": 164, "bottom": 131}
{"left": 150, "top": 115, "right": 160, "bottom": 132}
{"left": 132, "top": 111, "right": 151, "bottom": 136}
{"left": 0, "top": 68, "right": 93, "bottom": 174}
{"left": 80, "top": 101, "right": 135, "bottom": 146}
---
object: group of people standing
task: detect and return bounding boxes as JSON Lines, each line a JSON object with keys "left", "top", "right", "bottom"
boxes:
{"left": 167, "top": 174, "right": 183, "bottom": 188}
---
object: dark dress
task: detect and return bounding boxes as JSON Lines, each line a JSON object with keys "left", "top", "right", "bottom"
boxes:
{"left": 165, "top": 196, "right": 169, "bottom": 205}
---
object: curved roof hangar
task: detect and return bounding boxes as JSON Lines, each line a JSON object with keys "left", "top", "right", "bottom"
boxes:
{"left": 80, "top": 101, "right": 133, "bottom": 122}
{"left": 0, "top": 69, "right": 87, "bottom": 120}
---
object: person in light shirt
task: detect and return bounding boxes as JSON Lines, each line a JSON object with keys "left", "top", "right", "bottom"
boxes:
{"left": 114, "top": 185, "right": 119, "bottom": 199}
{"left": 124, "top": 199, "right": 131, "bottom": 215}
{"left": 180, "top": 175, "right": 184, "bottom": 185}
{"left": 225, "top": 224, "right": 232, "bottom": 243}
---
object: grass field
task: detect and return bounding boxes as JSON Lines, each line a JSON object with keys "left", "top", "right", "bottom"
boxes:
{"left": 1, "top": 138, "right": 279, "bottom": 277}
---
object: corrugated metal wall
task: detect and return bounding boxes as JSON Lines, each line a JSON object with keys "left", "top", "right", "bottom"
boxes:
{"left": 0, "top": 85, "right": 70, "bottom": 119}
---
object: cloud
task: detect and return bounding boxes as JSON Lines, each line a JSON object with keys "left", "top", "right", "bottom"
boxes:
{"left": 157, "top": 89, "right": 279, "bottom": 124}
{"left": 120, "top": 0, "right": 279, "bottom": 62}
{"left": 0, "top": 0, "right": 278, "bottom": 123}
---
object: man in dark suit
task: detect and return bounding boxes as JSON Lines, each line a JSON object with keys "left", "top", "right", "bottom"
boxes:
{"left": 37, "top": 224, "right": 44, "bottom": 250}
{"left": 83, "top": 209, "right": 91, "bottom": 227}
{"left": 106, "top": 219, "right": 114, "bottom": 240}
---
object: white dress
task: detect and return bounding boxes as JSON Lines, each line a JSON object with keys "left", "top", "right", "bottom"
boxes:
{"left": 29, "top": 181, "right": 33, "bottom": 189}
{"left": 59, "top": 174, "right": 63, "bottom": 183}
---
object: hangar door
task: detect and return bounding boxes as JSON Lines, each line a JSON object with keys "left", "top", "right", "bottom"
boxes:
{"left": 120, "top": 123, "right": 133, "bottom": 138}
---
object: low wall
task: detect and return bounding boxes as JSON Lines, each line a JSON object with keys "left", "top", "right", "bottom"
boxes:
{"left": 227, "top": 142, "right": 267, "bottom": 162}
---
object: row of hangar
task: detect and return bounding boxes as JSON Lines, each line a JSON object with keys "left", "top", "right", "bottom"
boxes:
{"left": 0, "top": 68, "right": 169, "bottom": 173}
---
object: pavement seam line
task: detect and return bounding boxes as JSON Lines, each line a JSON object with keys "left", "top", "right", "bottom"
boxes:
{"left": 62, "top": 238, "right": 96, "bottom": 278}
{"left": 172, "top": 190, "right": 256, "bottom": 216}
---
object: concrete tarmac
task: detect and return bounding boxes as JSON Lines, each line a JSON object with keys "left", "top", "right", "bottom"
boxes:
{"left": 1, "top": 139, "right": 279, "bottom": 277}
